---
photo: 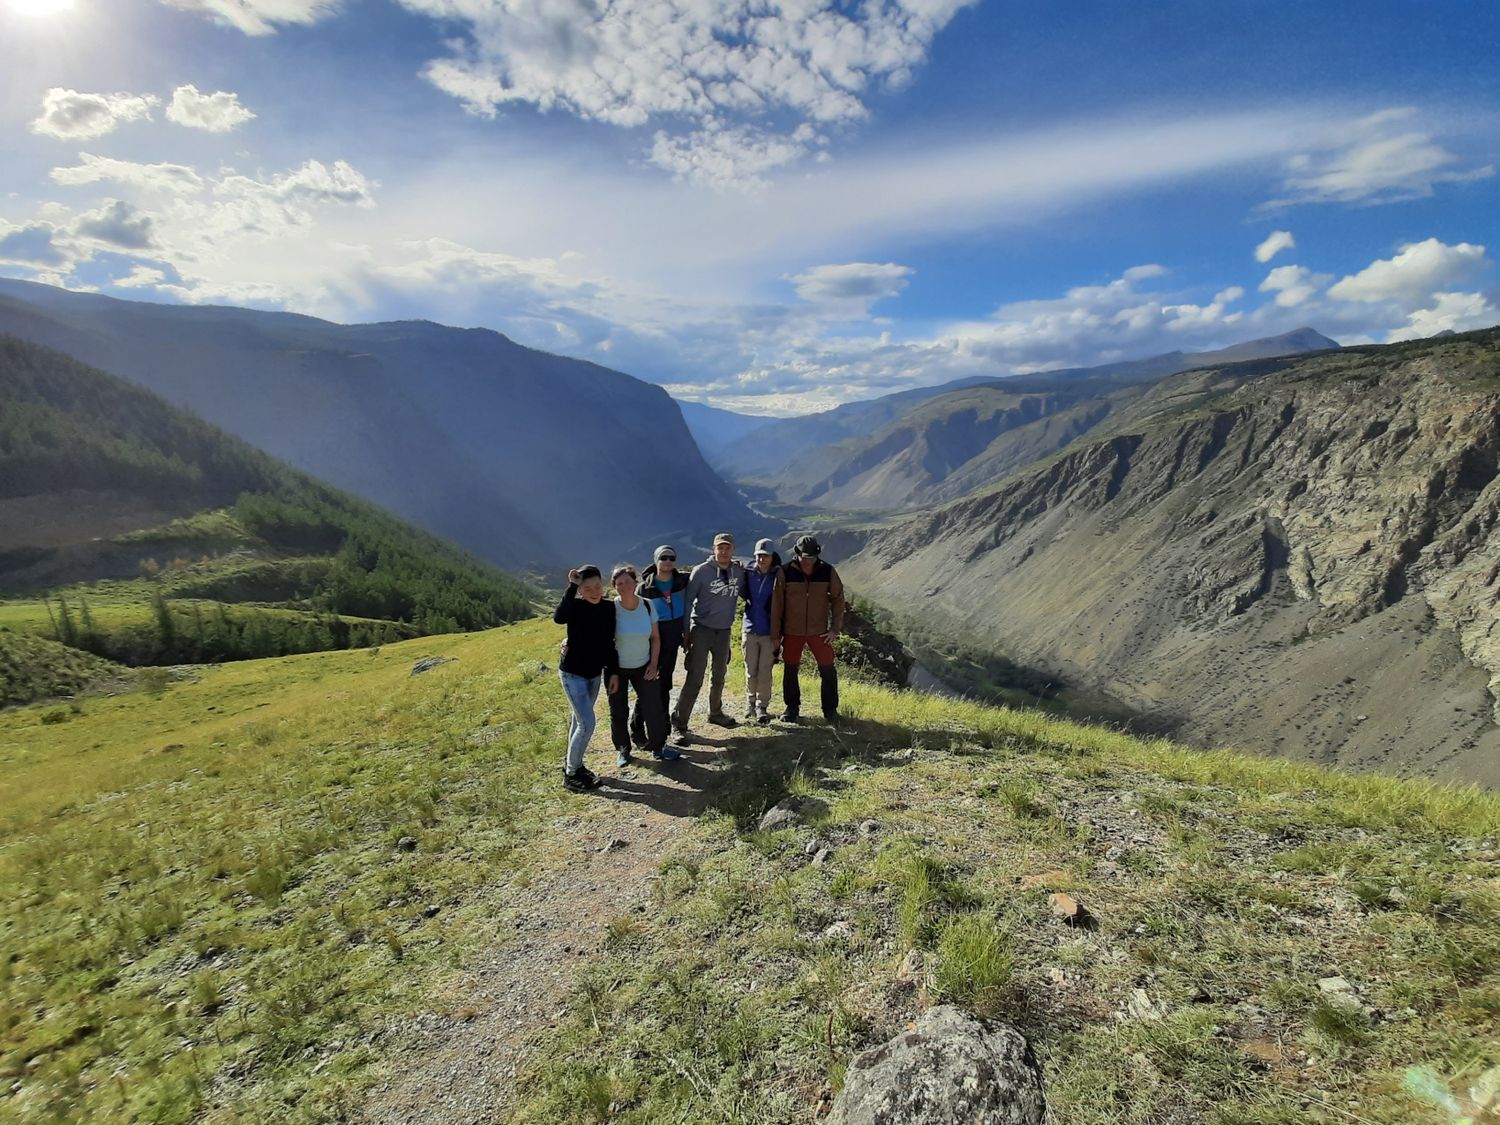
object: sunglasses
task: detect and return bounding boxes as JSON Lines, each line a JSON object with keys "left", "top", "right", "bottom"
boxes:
{"left": 658, "top": 555, "right": 676, "bottom": 562}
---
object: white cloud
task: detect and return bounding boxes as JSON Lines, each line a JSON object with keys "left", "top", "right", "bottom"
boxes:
{"left": 113, "top": 265, "right": 169, "bottom": 289}
{"left": 74, "top": 200, "right": 157, "bottom": 250}
{"left": 51, "top": 153, "right": 206, "bottom": 194}
{"left": 1255, "top": 229, "right": 1295, "bottom": 263}
{"left": 401, "top": 0, "right": 977, "bottom": 187}
{"left": 159, "top": 0, "right": 338, "bottom": 35}
{"left": 1327, "top": 238, "right": 1489, "bottom": 305}
{"left": 165, "top": 85, "right": 257, "bottom": 132}
{"left": 1258, "top": 264, "right": 1330, "bottom": 308}
{"left": 218, "top": 158, "right": 377, "bottom": 208}
{"left": 649, "top": 123, "right": 821, "bottom": 191}
{"left": 30, "top": 89, "right": 158, "bottom": 141}
{"left": 1163, "top": 286, "right": 1244, "bottom": 330}
{"left": 789, "top": 261, "right": 912, "bottom": 316}
{"left": 1387, "top": 292, "right": 1498, "bottom": 341}
{"left": 1273, "top": 107, "right": 1493, "bottom": 206}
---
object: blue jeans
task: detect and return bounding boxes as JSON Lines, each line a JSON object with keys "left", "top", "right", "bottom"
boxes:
{"left": 559, "top": 670, "right": 602, "bottom": 773}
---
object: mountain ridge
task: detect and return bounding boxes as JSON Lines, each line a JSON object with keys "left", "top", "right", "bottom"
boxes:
{"left": 0, "top": 278, "right": 755, "bottom": 568}
{"left": 842, "top": 327, "right": 1500, "bottom": 785}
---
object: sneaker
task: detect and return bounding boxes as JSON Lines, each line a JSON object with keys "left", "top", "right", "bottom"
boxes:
{"left": 629, "top": 729, "right": 648, "bottom": 749}
{"left": 757, "top": 707, "right": 772, "bottom": 725}
{"left": 616, "top": 747, "right": 634, "bottom": 768}
{"left": 563, "top": 766, "right": 603, "bottom": 793}
{"left": 652, "top": 745, "right": 683, "bottom": 762}
{"left": 708, "top": 713, "right": 738, "bottom": 728}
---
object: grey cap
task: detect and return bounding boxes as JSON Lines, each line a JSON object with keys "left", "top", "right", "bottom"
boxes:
{"left": 753, "top": 538, "right": 776, "bottom": 556}
{"left": 653, "top": 544, "right": 677, "bottom": 562}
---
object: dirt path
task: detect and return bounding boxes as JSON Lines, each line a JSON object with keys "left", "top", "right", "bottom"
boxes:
{"left": 356, "top": 724, "right": 742, "bottom": 1124}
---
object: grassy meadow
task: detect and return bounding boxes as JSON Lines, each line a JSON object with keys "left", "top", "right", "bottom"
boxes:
{"left": 1, "top": 618, "right": 1497, "bottom": 1123}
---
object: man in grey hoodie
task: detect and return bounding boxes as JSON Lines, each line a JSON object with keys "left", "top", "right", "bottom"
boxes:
{"left": 671, "top": 532, "right": 745, "bottom": 739}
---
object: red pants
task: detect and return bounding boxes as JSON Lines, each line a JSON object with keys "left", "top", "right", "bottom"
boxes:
{"left": 782, "top": 634, "right": 835, "bottom": 666}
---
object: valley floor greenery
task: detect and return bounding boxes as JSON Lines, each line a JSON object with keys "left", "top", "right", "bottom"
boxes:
{"left": 0, "top": 619, "right": 1495, "bottom": 1123}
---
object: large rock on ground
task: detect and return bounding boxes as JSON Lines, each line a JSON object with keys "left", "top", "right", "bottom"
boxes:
{"left": 829, "top": 1005, "right": 1046, "bottom": 1124}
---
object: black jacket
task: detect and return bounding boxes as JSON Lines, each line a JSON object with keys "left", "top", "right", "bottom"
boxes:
{"left": 553, "top": 584, "right": 618, "bottom": 677}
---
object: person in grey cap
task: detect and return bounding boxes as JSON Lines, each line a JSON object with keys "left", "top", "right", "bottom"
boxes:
{"left": 632, "top": 545, "right": 689, "bottom": 747}
{"left": 672, "top": 532, "right": 745, "bottom": 738}
{"left": 738, "top": 538, "right": 784, "bottom": 724}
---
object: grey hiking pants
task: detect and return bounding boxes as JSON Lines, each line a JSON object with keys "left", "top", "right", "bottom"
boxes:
{"left": 672, "top": 624, "right": 732, "bottom": 725}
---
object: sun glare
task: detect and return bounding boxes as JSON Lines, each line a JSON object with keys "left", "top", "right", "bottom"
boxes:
{"left": 7, "top": 0, "right": 77, "bottom": 16}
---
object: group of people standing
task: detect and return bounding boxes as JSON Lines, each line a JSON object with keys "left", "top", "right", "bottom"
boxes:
{"left": 551, "top": 533, "right": 846, "bottom": 792}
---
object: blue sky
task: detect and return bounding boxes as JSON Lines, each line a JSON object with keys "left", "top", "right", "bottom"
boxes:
{"left": 1, "top": 0, "right": 1496, "bottom": 413}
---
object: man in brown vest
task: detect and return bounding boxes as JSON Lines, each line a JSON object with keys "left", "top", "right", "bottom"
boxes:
{"left": 779, "top": 534, "right": 846, "bottom": 724}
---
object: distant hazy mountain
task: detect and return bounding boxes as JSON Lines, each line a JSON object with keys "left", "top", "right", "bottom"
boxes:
{"left": 0, "top": 334, "right": 537, "bottom": 666}
{"left": 0, "top": 280, "right": 753, "bottom": 568}
{"left": 676, "top": 400, "right": 769, "bottom": 451}
{"left": 842, "top": 328, "right": 1500, "bottom": 785}
{"left": 726, "top": 330, "right": 1339, "bottom": 510}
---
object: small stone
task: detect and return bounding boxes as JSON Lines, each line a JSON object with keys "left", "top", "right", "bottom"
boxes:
{"left": 1049, "top": 892, "right": 1087, "bottom": 924}
{"left": 410, "top": 656, "right": 454, "bottom": 676}
{"left": 859, "top": 819, "right": 880, "bottom": 837}
{"left": 422, "top": 905, "right": 440, "bottom": 918}
{"left": 805, "top": 837, "right": 830, "bottom": 856}
{"left": 1047, "top": 967, "right": 1069, "bottom": 987}
{"left": 895, "top": 948, "right": 925, "bottom": 984}
{"left": 821, "top": 920, "right": 855, "bottom": 943}
{"left": 396, "top": 836, "right": 418, "bottom": 852}
{"left": 1104, "top": 845, "right": 1124, "bottom": 861}
{"left": 598, "top": 838, "right": 628, "bottom": 853}
{"left": 1126, "top": 988, "right": 1164, "bottom": 1021}
{"left": 828, "top": 1005, "right": 1045, "bottom": 1124}
{"left": 813, "top": 847, "right": 832, "bottom": 865}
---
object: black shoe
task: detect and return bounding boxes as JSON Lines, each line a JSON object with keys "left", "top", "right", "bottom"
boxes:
{"left": 708, "top": 713, "right": 738, "bottom": 728}
{"left": 784, "top": 710, "right": 800, "bottom": 724}
{"left": 824, "top": 711, "right": 841, "bottom": 727}
{"left": 757, "top": 709, "right": 772, "bottom": 725}
{"left": 563, "top": 766, "right": 603, "bottom": 792}
{"left": 629, "top": 729, "right": 648, "bottom": 749}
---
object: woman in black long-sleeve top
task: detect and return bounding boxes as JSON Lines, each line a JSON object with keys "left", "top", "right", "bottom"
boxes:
{"left": 553, "top": 565, "right": 617, "bottom": 792}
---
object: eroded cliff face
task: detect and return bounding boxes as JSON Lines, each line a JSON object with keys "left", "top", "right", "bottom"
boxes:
{"left": 844, "top": 331, "right": 1500, "bottom": 784}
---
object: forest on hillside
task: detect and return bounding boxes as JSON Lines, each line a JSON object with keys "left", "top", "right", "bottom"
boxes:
{"left": 0, "top": 336, "right": 538, "bottom": 665}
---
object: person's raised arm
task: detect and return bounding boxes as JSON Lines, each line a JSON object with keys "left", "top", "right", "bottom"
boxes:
{"left": 553, "top": 569, "right": 580, "bottom": 624}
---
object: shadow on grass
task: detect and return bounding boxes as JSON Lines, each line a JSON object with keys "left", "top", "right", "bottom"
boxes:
{"left": 595, "top": 713, "right": 928, "bottom": 830}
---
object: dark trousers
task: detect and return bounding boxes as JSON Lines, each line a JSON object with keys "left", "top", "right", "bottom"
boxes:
{"left": 782, "top": 634, "right": 839, "bottom": 718}
{"left": 611, "top": 664, "right": 669, "bottom": 753}
{"left": 630, "top": 635, "right": 681, "bottom": 740}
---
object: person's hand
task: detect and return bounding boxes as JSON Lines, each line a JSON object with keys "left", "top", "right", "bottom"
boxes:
{"left": 645, "top": 662, "right": 658, "bottom": 681}
{"left": 821, "top": 631, "right": 838, "bottom": 645}
{"left": 607, "top": 674, "right": 620, "bottom": 694}
{"left": 566, "top": 568, "right": 581, "bottom": 586}
{"left": 681, "top": 633, "right": 691, "bottom": 652}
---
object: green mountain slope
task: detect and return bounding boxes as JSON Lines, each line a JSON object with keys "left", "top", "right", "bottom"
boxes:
{"left": 0, "top": 335, "right": 538, "bottom": 666}
{"left": 0, "top": 621, "right": 1492, "bottom": 1123}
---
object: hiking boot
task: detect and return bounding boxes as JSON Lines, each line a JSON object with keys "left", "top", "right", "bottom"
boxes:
{"left": 563, "top": 766, "right": 603, "bottom": 793}
{"left": 757, "top": 706, "right": 772, "bottom": 725}
{"left": 616, "top": 747, "right": 634, "bottom": 768}
{"left": 652, "top": 746, "right": 683, "bottom": 762}
{"left": 708, "top": 712, "right": 738, "bottom": 728}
